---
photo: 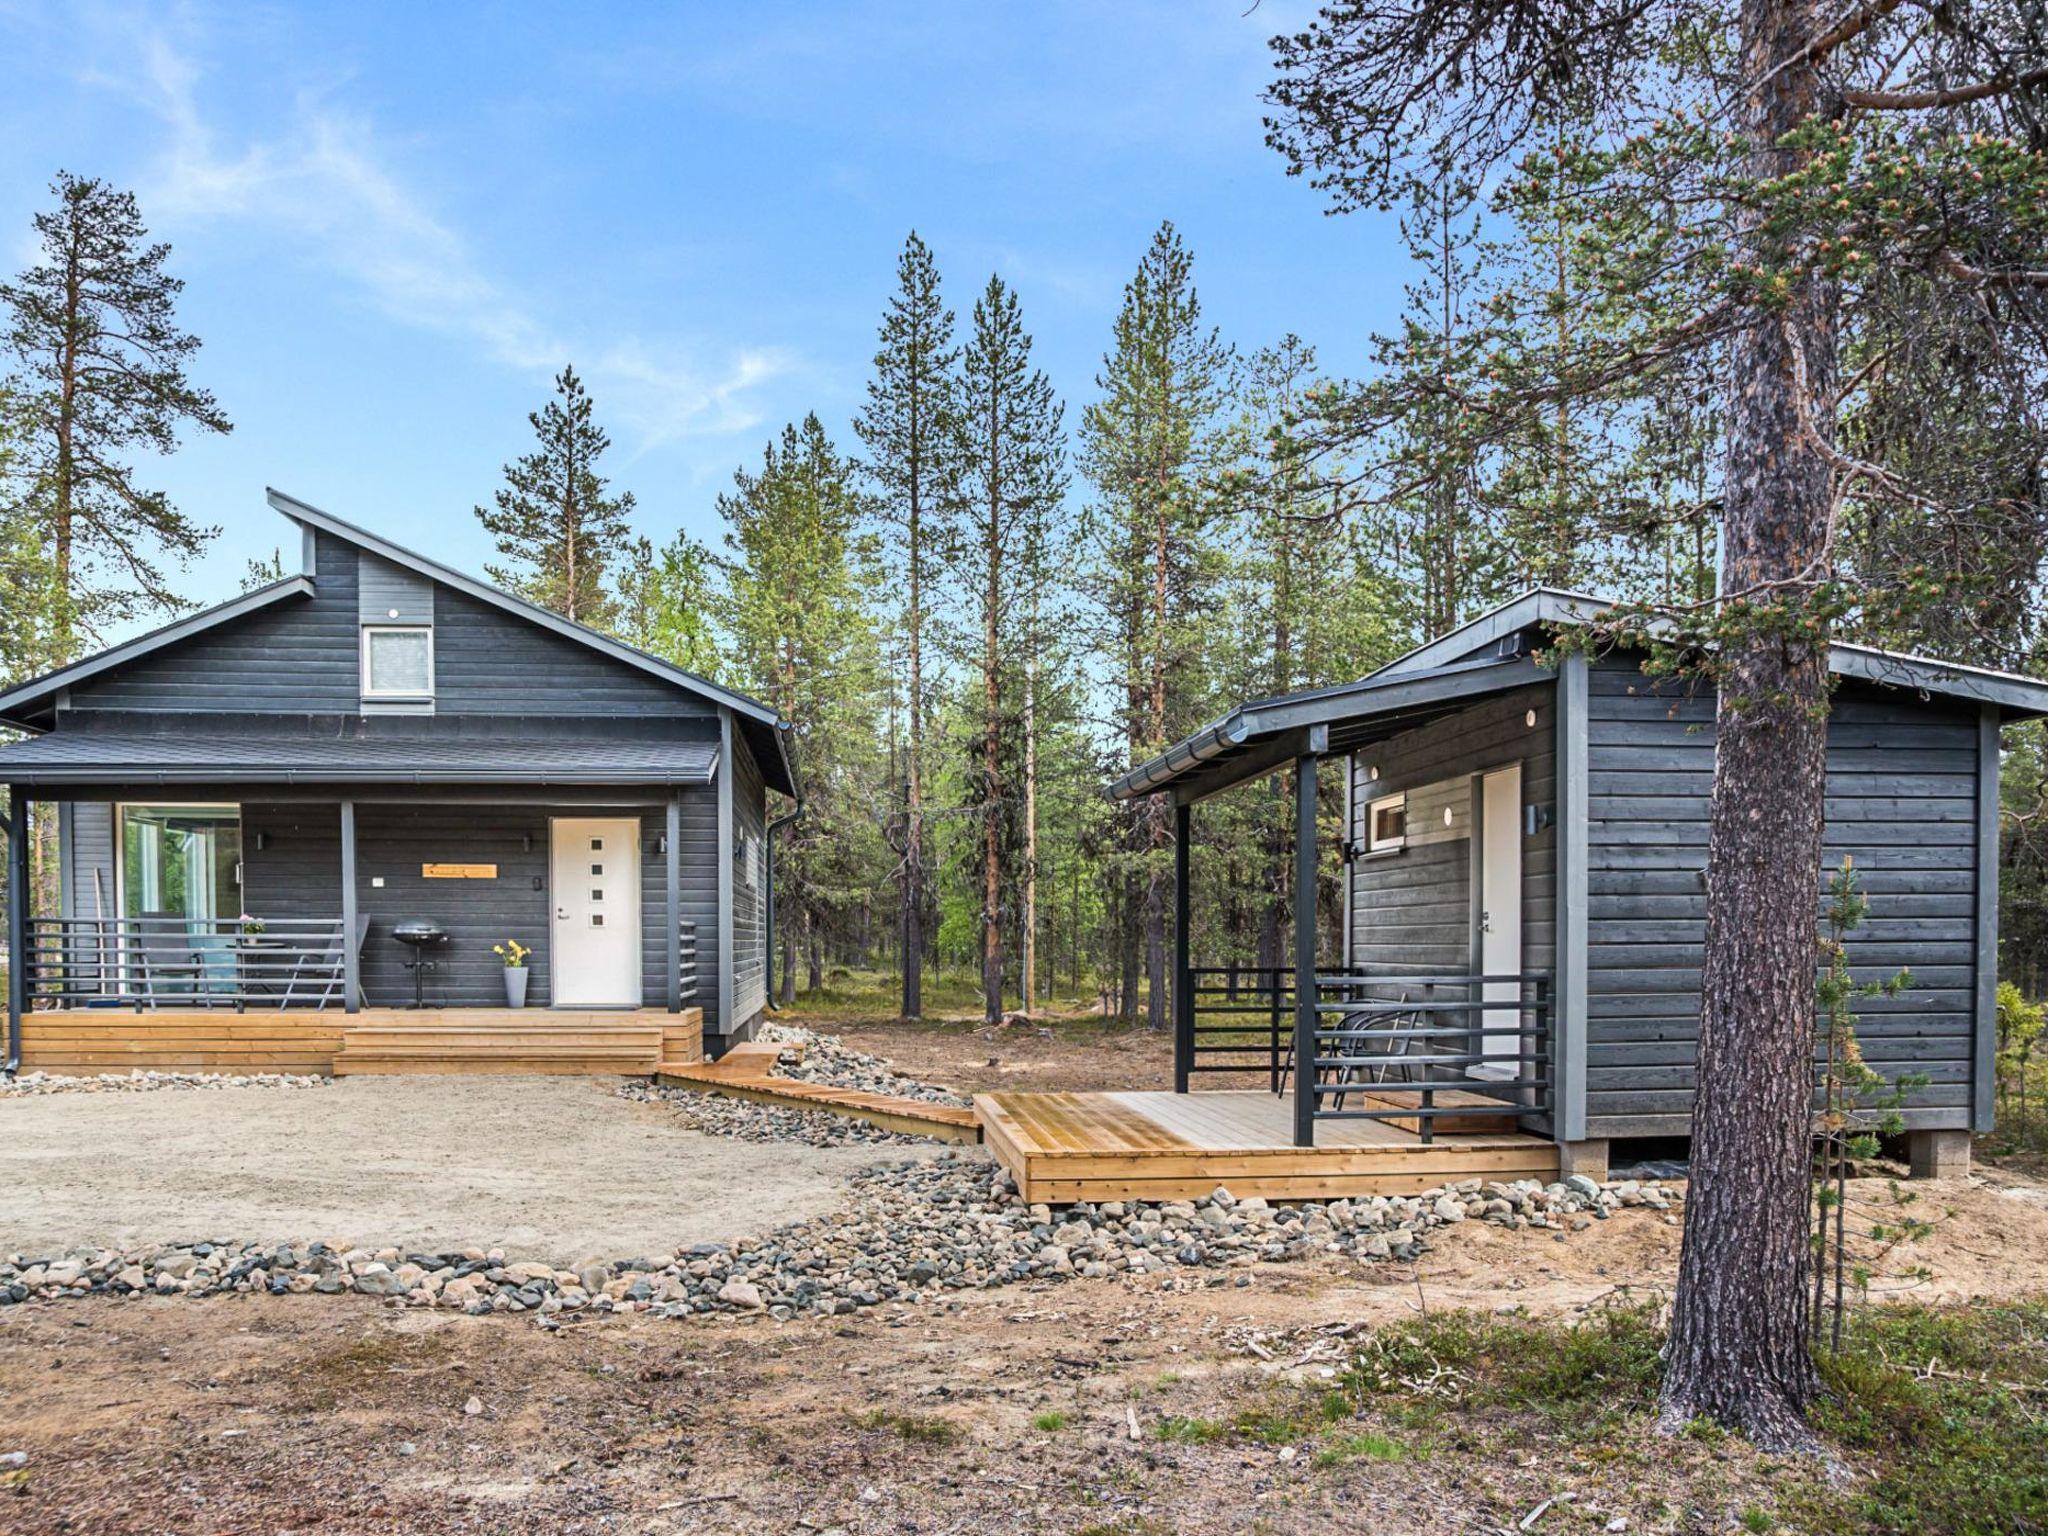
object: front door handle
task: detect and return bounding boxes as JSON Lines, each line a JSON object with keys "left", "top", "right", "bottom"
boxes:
{"left": 557, "top": 908, "right": 569, "bottom": 920}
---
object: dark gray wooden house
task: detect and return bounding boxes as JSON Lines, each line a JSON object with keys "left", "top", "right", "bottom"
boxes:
{"left": 0, "top": 490, "right": 796, "bottom": 1077}
{"left": 1102, "top": 589, "right": 2048, "bottom": 1186}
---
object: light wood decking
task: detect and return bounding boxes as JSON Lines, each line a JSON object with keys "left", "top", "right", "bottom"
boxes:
{"left": 976, "top": 1089, "right": 1557, "bottom": 1204}
{"left": 656, "top": 1041, "right": 983, "bottom": 1143}
{"left": 18, "top": 1007, "right": 703, "bottom": 1077}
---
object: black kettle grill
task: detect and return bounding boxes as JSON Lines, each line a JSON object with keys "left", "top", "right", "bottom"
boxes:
{"left": 390, "top": 920, "right": 449, "bottom": 1009}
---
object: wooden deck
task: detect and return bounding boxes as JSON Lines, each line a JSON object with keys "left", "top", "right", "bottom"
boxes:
{"left": 976, "top": 1089, "right": 1558, "bottom": 1204}
{"left": 657, "top": 1041, "right": 983, "bottom": 1143}
{"left": 17, "top": 1007, "right": 703, "bottom": 1077}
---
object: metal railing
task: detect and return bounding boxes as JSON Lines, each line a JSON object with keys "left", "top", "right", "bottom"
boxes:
{"left": 23, "top": 916, "right": 354, "bottom": 1011}
{"left": 676, "top": 918, "right": 699, "bottom": 1003}
{"left": 1309, "top": 972, "right": 1552, "bottom": 1143}
{"left": 1187, "top": 964, "right": 1292, "bottom": 1089}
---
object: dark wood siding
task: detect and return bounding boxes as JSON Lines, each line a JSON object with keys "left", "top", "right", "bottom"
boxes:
{"left": 1583, "top": 659, "right": 1981, "bottom": 1134}
{"left": 63, "top": 532, "right": 363, "bottom": 714}
{"left": 646, "top": 789, "right": 721, "bottom": 1028}
{"left": 242, "top": 798, "right": 720, "bottom": 1013}
{"left": 433, "top": 586, "right": 715, "bottom": 718}
{"left": 1348, "top": 684, "right": 1558, "bottom": 984}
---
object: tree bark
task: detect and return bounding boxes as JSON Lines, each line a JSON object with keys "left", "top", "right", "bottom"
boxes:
{"left": 1022, "top": 582, "right": 1039, "bottom": 1015}
{"left": 902, "top": 400, "right": 927, "bottom": 1021}
{"left": 1660, "top": 0, "right": 1837, "bottom": 1450}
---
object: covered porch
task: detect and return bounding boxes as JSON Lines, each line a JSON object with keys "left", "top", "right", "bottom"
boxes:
{"left": 982, "top": 649, "right": 1570, "bottom": 1203}
{"left": 5, "top": 767, "right": 721, "bottom": 1075}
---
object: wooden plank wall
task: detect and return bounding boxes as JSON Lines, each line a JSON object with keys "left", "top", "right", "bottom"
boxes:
{"left": 1584, "top": 659, "right": 1982, "bottom": 1135}
{"left": 1348, "top": 684, "right": 1558, "bottom": 985}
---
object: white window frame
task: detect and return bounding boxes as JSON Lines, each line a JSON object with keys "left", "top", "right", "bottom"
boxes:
{"left": 114, "top": 801, "right": 243, "bottom": 921}
{"left": 360, "top": 624, "right": 435, "bottom": 701}
{"left": 1366, "top": 792, "right": 1408, "bottom": 854}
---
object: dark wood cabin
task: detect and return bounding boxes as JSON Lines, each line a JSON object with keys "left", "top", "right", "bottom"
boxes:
{"left": 1102, "top": 589, "right": 2048, "bottom": 1183}
{"left": 0, "top": 489, "right": 796, "bottom": 1076}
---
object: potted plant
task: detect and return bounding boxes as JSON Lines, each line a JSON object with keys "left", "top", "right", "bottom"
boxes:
{"left": 493, "top": 939, "right": 532, "bottom": 1007}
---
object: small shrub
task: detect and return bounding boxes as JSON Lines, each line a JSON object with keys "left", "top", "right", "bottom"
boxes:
{"left": 1031, "top": 1410, "right": 1070, "bottom": 1432}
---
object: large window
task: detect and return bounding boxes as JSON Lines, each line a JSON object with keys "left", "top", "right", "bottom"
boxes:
{"left": 362, "top": 625, "right": 434, "bottom": 699}
{"left": 121, "top": 805, "right": 242, "bottom": 921}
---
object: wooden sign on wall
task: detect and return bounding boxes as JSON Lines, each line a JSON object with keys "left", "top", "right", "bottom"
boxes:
{"left": 423, "top": 863, "right": 498, "bottom": 879}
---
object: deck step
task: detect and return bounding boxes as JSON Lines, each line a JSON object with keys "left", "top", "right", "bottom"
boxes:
{"left": 332, "top": 1013, "right": 702, "bottom": 1077}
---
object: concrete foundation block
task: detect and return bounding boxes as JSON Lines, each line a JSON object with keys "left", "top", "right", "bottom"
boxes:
{"left": 1907, "top": 1128, "right": 1972, "bottom": 1180}
{"left": 1557, "top": 1139, "right": 1610, "bottom": 1182}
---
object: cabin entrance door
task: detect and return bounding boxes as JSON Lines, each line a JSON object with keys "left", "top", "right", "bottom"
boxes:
{"left": 1475, "top": 764, "right": 1523, "bottom": 1076}
{"left": 549, "top": 817, "right": 642, "bottom": 1007}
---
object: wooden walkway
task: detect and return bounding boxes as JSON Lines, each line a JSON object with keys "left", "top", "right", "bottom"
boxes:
{"left": 18, "top": 1007, "right": 703, "bottom": 1077}
{"left": 657, "top": 1041, "right": 983, "bottom": 1144}
{"left": 976, "top": 1089, "right": 1557, "bottom": 1204}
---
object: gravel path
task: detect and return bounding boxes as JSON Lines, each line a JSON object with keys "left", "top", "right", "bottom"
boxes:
{"left": 0, "top": 1074, "right": 948, "bottom": 1262}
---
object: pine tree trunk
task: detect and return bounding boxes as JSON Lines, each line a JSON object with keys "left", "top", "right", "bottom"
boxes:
{"left": 981, "top": 410, "right": 1004, "bottom": 1026}
{"left": 902, "top": 467, "right": 926, "bottom": 1020}
{"left": 1144, "top": 505, "right": 1171, "bottom": 1029}
{"left": 1660, "top": 0, "right": 1836, "bottom": 1449}
{"left": 1023, "top": 599, "right": 1039, "bottom": 1016}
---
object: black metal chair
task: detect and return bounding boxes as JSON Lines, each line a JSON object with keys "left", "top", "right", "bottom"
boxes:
{"left": 1276, "top": 988, "right": 1428, "bottom": 1107}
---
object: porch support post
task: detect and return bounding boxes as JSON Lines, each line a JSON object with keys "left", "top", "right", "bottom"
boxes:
{"left": 7, "top": 790, "right": 28, "bottom": 1072}
{"left": 1172, "top": 800, "right": 1192, "bottom": 1095}
{"left": 665, "top": 793, "right": 683, "bottom": 1014}
{"left": 339, "top": 798, "right": 359, "bottom": 1015}
{"left": 1292, "top": 727, "right": 1325, "bottom": 1148}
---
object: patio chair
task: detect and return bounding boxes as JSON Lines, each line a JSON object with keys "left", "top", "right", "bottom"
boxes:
{"left": 133, "top": 915, "right": 206, "bottom": 1008}
{"left": 277, "top": 913, "right": 370, "bottom": 1010}
{"left": 1277, "top": 991, "right": 1428, "bottom": 1109}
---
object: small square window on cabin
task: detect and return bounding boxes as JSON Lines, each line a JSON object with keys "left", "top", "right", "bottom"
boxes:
{"left": 1368, "top": 793, "right": 1408, "bottom": 853}
{"left": 361, "top": 626, "right": 433, "bottom": 698}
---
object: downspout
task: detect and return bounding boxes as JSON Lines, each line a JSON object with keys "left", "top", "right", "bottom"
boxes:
{"left": 763, "top": 799, "right": 803, "bottom": 1011}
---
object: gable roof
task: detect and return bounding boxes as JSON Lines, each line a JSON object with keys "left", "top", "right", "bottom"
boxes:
{"left": 1112, "top": 586, "right": 2048, "bottom": 803}
{"left": 0, "top": 491, "right": 797, "bottom": 799}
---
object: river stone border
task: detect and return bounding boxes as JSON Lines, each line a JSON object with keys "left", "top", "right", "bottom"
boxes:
{"left": 0, "top": 1153, "right": 1680, "bottom": 1320}
{"left": 0, "top": 1070, "right": 329, "bottom": 1096}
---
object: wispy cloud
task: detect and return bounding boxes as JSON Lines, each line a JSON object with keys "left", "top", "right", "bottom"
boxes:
{"left": 101, "top": 9, "right": 791, "bottom": 450}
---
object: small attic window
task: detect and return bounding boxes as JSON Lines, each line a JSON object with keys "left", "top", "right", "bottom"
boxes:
{"left": 362, "top": 625, "right": 433, "bottom": 699}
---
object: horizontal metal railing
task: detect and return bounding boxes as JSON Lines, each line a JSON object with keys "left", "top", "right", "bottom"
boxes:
{"left": 23, "top": 916, "right": 352, "bottom": 1012}
{"left": 1186, "top": 965, "right": 1292, "bottom": 1090}
{"left": 1310, "top": 972, "right": 1552, "bottom": 1143}
{"left": 677, "top": 919, "right": 699, "bottom": 1004}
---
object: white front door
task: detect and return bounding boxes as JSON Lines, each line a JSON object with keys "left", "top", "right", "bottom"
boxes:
{"left": 550, "top": 817, "right": 641, "bottom": 1008}
{"left": 1477, "top": 765, "right": 1523, "bottom": 1071}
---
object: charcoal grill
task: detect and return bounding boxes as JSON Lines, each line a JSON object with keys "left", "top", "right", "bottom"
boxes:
{"left": 391, "top": 919, "right": 448, "bottom": 1009}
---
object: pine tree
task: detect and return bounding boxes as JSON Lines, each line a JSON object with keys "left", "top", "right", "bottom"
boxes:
{"left": 717, "top": 415, "right": 882, "bottom": 1002}
{"left": 476, "top": 365, "right": 635, "bottom": 626}
{"left": 1, "top": 172, "right": 230, "bottom": 658}
{"left": 1081, "top": 222, "right": 1232, "bottom": 1026}
{"left": 855, "top": 232, "right": 960, "bottom": 1021}
{"left": 956, "top": 275, "right": 1066, "bottom": 1023}
{"left": 612, "top": 531, "right": 723, "bottom": 674}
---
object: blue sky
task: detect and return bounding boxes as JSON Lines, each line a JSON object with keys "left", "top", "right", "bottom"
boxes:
{"left": 1, "top": 1, "right": 1406, "bottom": 617}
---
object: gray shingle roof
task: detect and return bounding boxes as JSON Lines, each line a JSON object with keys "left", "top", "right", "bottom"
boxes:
{"left": 0, "top": 730, "right": 719, "bottom": 786}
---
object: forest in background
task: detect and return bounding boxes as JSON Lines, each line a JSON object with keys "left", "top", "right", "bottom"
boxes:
{"left": 4, "top": 10, "right": 2048, "bottom": 1030}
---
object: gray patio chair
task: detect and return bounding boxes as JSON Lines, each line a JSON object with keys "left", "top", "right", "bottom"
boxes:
{"left": 133, "top": 915, "right": 205, "bottom": 1008}
{"left": 278, "top": 913, "right": 370, "bottom": 1010}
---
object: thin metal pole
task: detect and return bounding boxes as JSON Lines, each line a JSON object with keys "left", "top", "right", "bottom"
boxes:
{"left": 6, "top": 792, "right": 28, "bottom": 1073}
{"left": 666, "top": 794, "right": 683, "bottom": 1013}
{"left": 1292, "top": 750, "right": 1319, "bottom": 1148}
{"left": 1173, "top": 801, "right": 1192, "bottom": 1095}
{"left": 339, "top": 799, "right": 359, "bottom": 1015}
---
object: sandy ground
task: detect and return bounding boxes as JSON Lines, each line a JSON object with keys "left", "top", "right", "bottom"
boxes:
{"left": 0, "top": 1075, "right": 945, "bottom": 1262}
{"left": 2, "top": 1169, "right": 2045, "bottom": 1534}
{"left": 812, "top": 1012, "right": 1179, "bottom": 1095}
